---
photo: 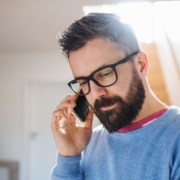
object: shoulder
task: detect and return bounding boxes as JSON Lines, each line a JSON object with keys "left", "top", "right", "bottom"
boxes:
{"left": 86, "top": 124, "right": 109, "bottom": 145}
{"left": 164, "top": 106, "right": 180, "bottom": 125}
{"left": 93, "top": 124, "right": 104, "bottom": 132}
{"left": 81, "top": 125, "right": 106, "bottom": 159}
{"left": 167, "top": 105, "right": 180, "bottom": 115}
{"left": 91, "top": 124, "right": 106, "bottom": 137}
{"left": 157, "top": 106, "right": 180, "bottom": 142}
{"left": 92, "top": 124, "right": 110, "bottom": 137}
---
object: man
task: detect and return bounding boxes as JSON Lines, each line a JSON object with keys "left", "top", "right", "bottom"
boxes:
{"left": 51, "top": 13, "right": 180, "bottom": 179}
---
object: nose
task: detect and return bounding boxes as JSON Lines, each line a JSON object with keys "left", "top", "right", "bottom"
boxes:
{"left": 89, "top": 80, "right": 107, "bottom": 99}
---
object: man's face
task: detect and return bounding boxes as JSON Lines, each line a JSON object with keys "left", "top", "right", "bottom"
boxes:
{"left": 92, "top": 67, "right": 145, "bottom": 132}
{"left": 69, "top": 38, "right": 145, "bottom": 132}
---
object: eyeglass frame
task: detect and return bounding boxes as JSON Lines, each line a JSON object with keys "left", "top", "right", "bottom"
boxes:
{"left": 68, "top": 51, "right": 139, "bottom": 96}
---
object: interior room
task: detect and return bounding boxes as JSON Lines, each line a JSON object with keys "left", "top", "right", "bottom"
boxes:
{"left": 0, "top": 0, "right": 180, "bottom": 180}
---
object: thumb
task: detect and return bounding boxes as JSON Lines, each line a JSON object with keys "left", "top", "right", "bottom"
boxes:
{"left": 83, "top": 108, "right": 94, "bottom": 129}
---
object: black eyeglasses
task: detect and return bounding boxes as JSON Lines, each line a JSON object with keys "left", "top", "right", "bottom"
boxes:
{"left": 68, "top": 51, "right": 139, "bottom": 96}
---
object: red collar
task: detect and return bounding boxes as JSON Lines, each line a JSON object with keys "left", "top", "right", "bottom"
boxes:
{"left": 118, "top": 108, "right": 168, "bottom": 133}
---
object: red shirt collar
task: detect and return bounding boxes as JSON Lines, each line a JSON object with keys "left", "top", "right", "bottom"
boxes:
{"left": 118, "top": 108, "right": 168, "bottom": 133}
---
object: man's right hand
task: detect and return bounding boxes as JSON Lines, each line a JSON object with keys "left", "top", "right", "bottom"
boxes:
{"left": 51, "top": 94, "right": 94, "bottom": 156}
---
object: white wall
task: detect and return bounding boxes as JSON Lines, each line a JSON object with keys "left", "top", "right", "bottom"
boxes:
{"left": 0, "top": 52, "right": 73, "bottom": 180}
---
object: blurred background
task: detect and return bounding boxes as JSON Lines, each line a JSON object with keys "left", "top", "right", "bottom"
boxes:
{"left": 0, "top": 0, "right": 180, "bottom": 180}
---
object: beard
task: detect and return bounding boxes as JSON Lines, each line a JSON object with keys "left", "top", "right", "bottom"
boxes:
{"left": 92, "top": 68, "right": 146, "bottom": 133}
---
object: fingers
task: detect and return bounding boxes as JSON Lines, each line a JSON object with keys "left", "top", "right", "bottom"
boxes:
{"left": 52, "top": 94, "right": 76, "bottom": 125}
{"left": 52, "top": 109, "right": 68, "bottom": 123}
{"left": 51, "top": 109, "right": 76, "bottom": 133}
{"left": 83, "top": 108, "right": 94, "bottom": 130}
{"left": 56, "top": 94, "right": 78, "bottom": 109}
{"left": 56, "top": 94, "right": 77, "bottom": 115}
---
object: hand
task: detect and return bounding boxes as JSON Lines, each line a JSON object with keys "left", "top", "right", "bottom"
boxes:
{"left": 51, "top": 94, "right": 94, "bottom": 156}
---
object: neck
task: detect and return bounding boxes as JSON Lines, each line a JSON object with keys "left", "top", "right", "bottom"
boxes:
{"left": 133, "top": 89, "right": 168, "bottom": 123}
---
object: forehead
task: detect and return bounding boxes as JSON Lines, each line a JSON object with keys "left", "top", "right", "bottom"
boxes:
{"left": 69, "top": 38, "right": 125, "bottom": 78}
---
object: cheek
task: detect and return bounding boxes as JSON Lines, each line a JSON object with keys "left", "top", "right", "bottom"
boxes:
{"left": 114, "top": 65, "right": 132, "bottom": 90}
{"left": 111, "top": 73, "right": 131, "bottom": 96}
{"left": 85, "top": 78, "right": 130, "bottom": 107}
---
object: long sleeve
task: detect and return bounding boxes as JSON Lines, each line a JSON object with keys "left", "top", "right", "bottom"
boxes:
{"left": 171, "top": 134, "right": 180, "bottom": 180}
{"left": 51, "top": 153, "right": 83, "bottom": 180}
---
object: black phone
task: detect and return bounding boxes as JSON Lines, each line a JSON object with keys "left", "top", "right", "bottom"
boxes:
{"left": 72, "top": 92, "right": 89, "bottom": 122}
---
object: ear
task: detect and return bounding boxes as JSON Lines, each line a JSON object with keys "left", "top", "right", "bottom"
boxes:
{"left": 134, "top": 52, "right": 148, "bottom": 77}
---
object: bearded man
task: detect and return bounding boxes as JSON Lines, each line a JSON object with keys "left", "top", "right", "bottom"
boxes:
{"left": 51, "top": 13, "right": 180, "bottom": 180}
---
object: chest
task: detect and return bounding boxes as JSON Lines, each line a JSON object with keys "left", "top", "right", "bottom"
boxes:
{"left": 81, "top": 134, "right": 172, "bottom": 180}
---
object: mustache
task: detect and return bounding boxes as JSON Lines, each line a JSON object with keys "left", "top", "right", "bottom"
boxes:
{"left": 94, "top": 96, "right": 125, "bottom": 109}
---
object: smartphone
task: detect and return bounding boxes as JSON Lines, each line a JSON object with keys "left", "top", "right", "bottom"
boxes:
{"left": 72, "top": 90, "right": 89, "bottom": 122}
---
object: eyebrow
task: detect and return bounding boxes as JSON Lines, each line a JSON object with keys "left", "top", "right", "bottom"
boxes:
{"left": 92, "top": 63, "right": 111, "bottom": 73}
{"left": 73, "top": 62, "right": 112, "bottom": 79}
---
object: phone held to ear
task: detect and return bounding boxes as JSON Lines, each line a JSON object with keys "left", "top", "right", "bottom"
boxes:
{"left": 72, "top": 90, "right": 89, "bottom": 122}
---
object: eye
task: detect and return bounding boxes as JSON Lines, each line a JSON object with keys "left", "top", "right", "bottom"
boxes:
{"left": 78, "top": 80, "right": 87, "bottom": 87}
{"left": 99, "top": 70, "right": 113, "bottom": 78}
{"left": 80, "top": 81, "right": 87, "bottom": 86}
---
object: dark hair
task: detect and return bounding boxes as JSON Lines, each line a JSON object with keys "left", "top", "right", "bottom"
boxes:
{"left": 58, "top": 13, "right": 141, "bottom": 58}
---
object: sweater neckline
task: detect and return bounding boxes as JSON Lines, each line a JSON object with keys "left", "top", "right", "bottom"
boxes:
{"left": 118, "top": 108, "right": 168, "bottom": 133}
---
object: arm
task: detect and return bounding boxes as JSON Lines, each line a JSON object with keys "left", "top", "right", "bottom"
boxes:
{"left": 51, "top": 154, "right": 82, "bottom": 180}
{"left": 171, "top": 134, "right": 180, "bottom": 180}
